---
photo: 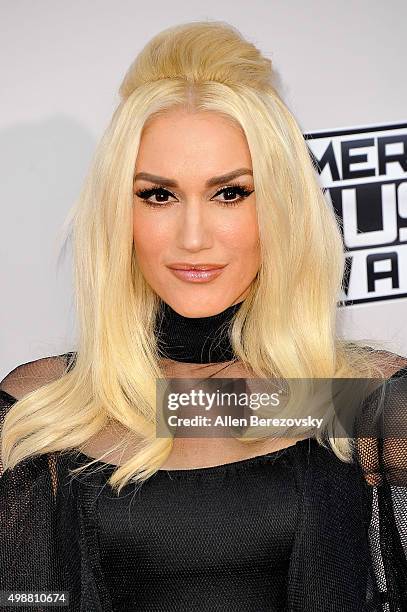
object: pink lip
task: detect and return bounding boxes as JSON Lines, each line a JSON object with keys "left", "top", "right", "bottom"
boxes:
{"left": 167, "top": 264, "right": 226, "bottom": 283}
{"left": 168, "top": 263, "right": 226, "bottom": 270}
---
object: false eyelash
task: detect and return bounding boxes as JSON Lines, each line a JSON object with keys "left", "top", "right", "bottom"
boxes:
{"left": 134, "top": 181, "right": 254, "bottom": 208}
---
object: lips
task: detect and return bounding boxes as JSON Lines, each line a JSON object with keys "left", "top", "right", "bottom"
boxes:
{"left": 167, "top": 263, "right": 226, "bottom": 283}
{"left": 168, "top": 263, "right": 226, "bottom": 271}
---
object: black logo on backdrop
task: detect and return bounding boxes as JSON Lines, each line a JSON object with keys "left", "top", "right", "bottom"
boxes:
{"left": 305, "top": 122, "right": 407, "bottom": 305}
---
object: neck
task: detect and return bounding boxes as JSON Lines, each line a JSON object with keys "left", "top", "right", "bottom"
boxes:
{"left": 154, "top": 300, "right": 244, "bottom": 364}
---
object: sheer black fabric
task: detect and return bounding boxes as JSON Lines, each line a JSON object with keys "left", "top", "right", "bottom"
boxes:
{"left": 0, "top": 353, "right": 407, "bottom": 611}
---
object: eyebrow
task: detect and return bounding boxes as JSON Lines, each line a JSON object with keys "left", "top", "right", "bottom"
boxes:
{"left": 133, "top": 168, "right": 253, "bottom": 188}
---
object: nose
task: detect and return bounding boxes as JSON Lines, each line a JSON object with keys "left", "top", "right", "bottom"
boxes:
{"left": 175, "top": 198, "right": 213, "bottom": 252}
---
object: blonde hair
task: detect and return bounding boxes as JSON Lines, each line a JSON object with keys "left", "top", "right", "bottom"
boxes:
{"left": 1, "top": 20, "right": 400, "bottom": 493}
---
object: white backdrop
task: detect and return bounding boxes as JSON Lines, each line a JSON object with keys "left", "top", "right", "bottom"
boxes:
{"left": 1, "top": 0, "right": 406, "bottom": 378}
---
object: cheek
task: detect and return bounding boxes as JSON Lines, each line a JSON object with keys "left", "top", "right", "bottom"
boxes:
{"left": 133, "top": 213, "right": 170, "bottom": 260}
{"left": 236, "top": 223, "right": 261, "bottom": 286}
{"left": 218, "top": 208, "right": 260, "bottom": 259}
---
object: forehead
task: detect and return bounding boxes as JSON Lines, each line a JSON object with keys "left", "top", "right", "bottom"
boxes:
{"left": 135, "top": 109, "right": 252, "bottom": 181}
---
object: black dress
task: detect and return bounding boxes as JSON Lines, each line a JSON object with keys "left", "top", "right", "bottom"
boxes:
{"left": 93, "top": 438, "right": 308, "bottom": 611}
{"left": 1, "top": 354, "right": 407, "bottom": 611}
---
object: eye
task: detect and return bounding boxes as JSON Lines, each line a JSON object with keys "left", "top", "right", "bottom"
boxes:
{"left": 211, "top": 183, "right": 254, "bottom": 207}
{"left": 133, "top": 181, "right": 254, "bottom": 208}
{"left": 134, "top": 185, "right": 177, "bottom": 207}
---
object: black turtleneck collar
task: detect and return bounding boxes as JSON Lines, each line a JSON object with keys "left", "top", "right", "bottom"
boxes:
{"left": 154, "top": 300, "right": 244, "bottom": 364}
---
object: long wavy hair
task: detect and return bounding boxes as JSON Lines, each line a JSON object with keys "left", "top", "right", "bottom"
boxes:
{"left": 1, "top": 20, "right": 400, "bottom": 493}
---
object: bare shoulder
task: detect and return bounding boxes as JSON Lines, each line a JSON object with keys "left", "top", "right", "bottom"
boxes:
{"left": 0, "top": 353, "right": 72, "bottom": 401}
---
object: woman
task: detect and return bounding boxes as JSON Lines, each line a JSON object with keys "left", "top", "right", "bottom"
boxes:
{"left": 1, "top": 20, "right": 407, "bottom": 611}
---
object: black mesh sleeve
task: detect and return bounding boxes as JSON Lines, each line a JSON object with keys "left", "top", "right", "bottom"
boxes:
{"left": 354, "top": 367, "right": 407, "bottom": 610}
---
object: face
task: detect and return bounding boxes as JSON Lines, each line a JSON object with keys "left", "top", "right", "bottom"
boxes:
{"left": 133, "top": 108, "right": 261, "bottom": 317}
